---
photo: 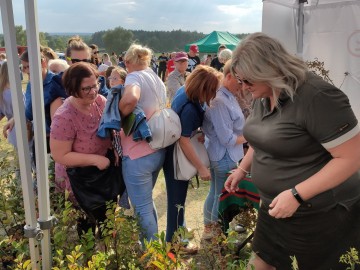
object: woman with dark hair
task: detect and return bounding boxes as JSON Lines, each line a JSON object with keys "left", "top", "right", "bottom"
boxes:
{"left": 50, "top": 62, "right": 112, "bottom": 232}
{"left": 50, "top": 36, "right": 109, "bottom": 200}
{"left": 225, "top": 33, "right": 360, "bottom": 270}
{"left": 163, "top": 65, "right": 223, "bottom": 251}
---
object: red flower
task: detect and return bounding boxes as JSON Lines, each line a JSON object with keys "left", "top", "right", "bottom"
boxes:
{"left": 167, "top": 252, "right": 176, "bottom": 263}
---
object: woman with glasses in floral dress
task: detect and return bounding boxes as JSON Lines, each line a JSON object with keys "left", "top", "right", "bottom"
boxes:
{"left": 50, "top": 62, "right": 112, "bottom": 234}
{"left": 50, "top": 37, "right": 109, "bottom": 200}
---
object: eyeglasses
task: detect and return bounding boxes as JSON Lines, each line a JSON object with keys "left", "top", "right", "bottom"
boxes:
{"left": 81, "top": 82, "right": 101, "bottom": 94}
{"left": 108, "top": 76, "right": 119, "bottom": 80}
{"left": 233, "top": 71, "right": 254, "bottom": 86}
{"left": 67, "top": 57, "right": 91, "bottom": 64}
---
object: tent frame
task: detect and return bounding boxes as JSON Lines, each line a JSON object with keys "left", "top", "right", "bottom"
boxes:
{"left": 0, "top": 0, "right": 53, "bottom": 268}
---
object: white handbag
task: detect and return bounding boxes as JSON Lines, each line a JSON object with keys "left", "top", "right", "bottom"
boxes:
{"left": 148, "top": 108, "right": 181, "bottom": 150}
{"left": 173, "top": 132, "right": 210, "bottom": 180}
{"left": 147, "top": 74, "right": 182, "bottom": 150}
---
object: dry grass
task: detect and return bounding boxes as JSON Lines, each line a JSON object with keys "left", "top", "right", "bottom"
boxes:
{"left": 153, "top": 172, "right": 210, "bottom": 242}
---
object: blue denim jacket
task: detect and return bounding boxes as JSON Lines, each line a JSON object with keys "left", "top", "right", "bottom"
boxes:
{"left": 97, "top": 85, "right": 123, "bottom": 138}
{"left": 132, "top": 109, "right": 152, "bottom": 142}
{"left": 98, "top": 76, "right": 109, "bottom": 97}
{"left": 97, "top": 85, "right": 152, "bottom": 142}
{"left": 50, "top": 72, "right": 109, "bottom": 100}
{"left": 24, "top": 71, "right": 67, "bottom": 134}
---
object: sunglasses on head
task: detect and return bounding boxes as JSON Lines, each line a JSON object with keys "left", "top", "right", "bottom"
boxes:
{"left": 67, "top": 57, "right": 92, "bottom": 64}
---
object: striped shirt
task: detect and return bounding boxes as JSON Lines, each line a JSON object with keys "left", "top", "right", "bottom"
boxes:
{"left": 203, "top": 86, "right": 245, "bottom": 162}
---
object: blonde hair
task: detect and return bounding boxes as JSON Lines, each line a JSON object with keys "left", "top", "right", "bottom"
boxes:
{"left": 185, "top": 65, "right": 223, "bottom": 106}
{"left": 231, "top": 32, "right": 307, "bottom": 103}
{"left": 65, "top": 36, "right": 90, "bottom": 58}
{"left": 0, "top": 61, "right": 9, "bottom": 105}
{"left": 40, "top": 46, "right": 58, "bottom": 61}
{"left": 124, "top": 44, "right": 152, "bottom": 67}
{"left": 222, "top": 60, "right": 232, "bottom": 76}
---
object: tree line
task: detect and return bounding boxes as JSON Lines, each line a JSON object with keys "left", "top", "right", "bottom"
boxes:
{"left": 0, "top": 25, "right": 250, "bottom": 54}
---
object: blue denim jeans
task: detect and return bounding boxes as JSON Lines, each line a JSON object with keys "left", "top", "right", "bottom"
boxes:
{"left": 122, "top": 149, "right": 165, "bottom": 242}
{"left": 163, "top": 144, "right": 190, "bottom": 242}
{"left": 203, "top": 151, "right": 237, "bottom": 225}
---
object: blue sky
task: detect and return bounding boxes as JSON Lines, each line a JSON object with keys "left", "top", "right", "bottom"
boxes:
{"left": 0, "top": 0, "right": 263, "bottom": 34}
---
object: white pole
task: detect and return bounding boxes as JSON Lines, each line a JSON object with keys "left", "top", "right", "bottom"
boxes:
{"left": 0, "top": 0, "right": 41, "bottom": 269}
{"left": 23, "top": 0, "right": 53, "bottom": 268}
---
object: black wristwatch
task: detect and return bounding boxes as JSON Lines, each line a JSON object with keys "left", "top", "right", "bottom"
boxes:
{"left": 291, "top": 187, "right": 304, "bottom": 204}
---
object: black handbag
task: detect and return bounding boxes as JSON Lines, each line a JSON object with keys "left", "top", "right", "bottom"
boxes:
{"left": 66, "top": 149, "right": 125, "bottom": 216}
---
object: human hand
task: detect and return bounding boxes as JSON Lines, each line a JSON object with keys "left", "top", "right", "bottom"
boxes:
{"left": 268, "top": 189, "right": 300, "bottom": 218}
{"left": 3, "top": 118, "right": 15, "bottom": 138}
{"left": 197, "top": 133, "right": 205, "bottom": 144}
{"left": 198, "top": 166, "right": 211, "bottom": 181}
{"left": 224, "top": 169, "right": 245, "bottom": 193}
{"left": 95, "top": 155, "right": 110, "bottom": 170}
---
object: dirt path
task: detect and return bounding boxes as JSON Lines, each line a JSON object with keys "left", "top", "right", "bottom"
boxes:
{"left": 153, "top": 173, "right": 210, "bottom": 242}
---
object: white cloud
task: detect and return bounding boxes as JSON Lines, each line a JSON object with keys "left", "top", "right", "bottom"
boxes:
{"left": 217, "top": 5, "right": 254, "bottom": 16}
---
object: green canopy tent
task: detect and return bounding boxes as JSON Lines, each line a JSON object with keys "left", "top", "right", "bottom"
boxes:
{"left": 184, "top": 31, "right": 240, "bottom": 53}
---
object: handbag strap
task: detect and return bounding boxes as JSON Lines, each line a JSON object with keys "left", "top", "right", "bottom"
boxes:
{"left": 148, "top": 69, "right": 166, "bottom": 109}
{"left": 190, "top": 175, "right": 200, "bottom": 189}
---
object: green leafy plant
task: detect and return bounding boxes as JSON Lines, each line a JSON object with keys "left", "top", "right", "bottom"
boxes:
{"left": 340, "top": 247, "right": 360, "bottom": 270}
{"left": 99, "top": 202, "right": 143, "bottom": 269}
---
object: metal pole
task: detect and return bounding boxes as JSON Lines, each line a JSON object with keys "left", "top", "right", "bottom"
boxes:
{"left": 0, "top": 0, "right": 41, "bottom": 269}
{"left": 23, "top": 0, "right": 53, "bottom": 268}
{"left": 297, "top": 0, "right": 306, "bottom": 58}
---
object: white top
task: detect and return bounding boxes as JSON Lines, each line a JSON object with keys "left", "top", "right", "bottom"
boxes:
{"left": 125, "top": 67, "right": 166, "bottom": 117}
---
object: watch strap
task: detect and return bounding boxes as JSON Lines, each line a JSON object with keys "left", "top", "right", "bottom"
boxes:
{"left": 291, "top": 187, "right": 304, "bottom": 204}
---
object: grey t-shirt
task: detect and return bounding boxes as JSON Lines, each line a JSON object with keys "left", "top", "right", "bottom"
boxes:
{"left": 244, "top": 72, "right": 359, "bottom": 215}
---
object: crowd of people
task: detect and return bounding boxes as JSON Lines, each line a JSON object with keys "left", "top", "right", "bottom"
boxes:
{"left": 1, "top": 33, "right": 359, "bottom": 269}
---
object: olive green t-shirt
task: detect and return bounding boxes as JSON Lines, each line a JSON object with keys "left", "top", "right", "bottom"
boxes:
{"left": 244, "top": 72, "right": 360, "bottom": 215}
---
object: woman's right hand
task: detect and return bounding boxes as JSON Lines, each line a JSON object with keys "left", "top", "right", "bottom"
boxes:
{"left": 95, "top": 155, "right": 110, "bottom": 170}
{"left": 224, "top": 168, "right": 245, "bottom": 193}
{"left": 198, "top": 166, "right": 211, "bottom": 181}
{"left": 3, "top": 118, "right": 15, "bottom": 139}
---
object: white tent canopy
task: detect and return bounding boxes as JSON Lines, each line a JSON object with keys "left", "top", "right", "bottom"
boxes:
{"left": 262, "top": 0, "right": 360, "bottom": 120}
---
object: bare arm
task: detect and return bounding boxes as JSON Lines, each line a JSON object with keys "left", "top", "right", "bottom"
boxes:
{"left": 297, "top": 132, "right": 360, "bottom": 200}
{"left": 119, "top": 84, "right": 140, "bottom": 118}
{"left": 179, "top": 135, "right": 211, "bottom": 180}
{"left": 50, "top": 97, "right": 64, "bottom": 119}
{"left": 50, "top": 138, "right": 110, "bottom": 170}
{"left": 236, "top": 135, "right": 247, "bottom": 145}
{"left": 2, "top": 117, "right": 14, "bottom": 139}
